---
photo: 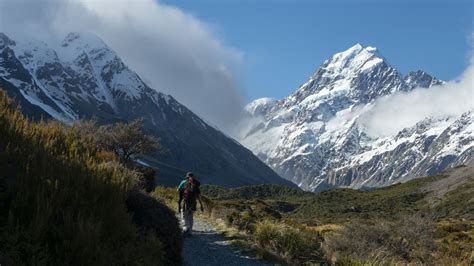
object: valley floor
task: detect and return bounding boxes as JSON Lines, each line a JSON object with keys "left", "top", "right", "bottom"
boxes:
{"left": 181, "top": 218, "right": 270, "bottom": 266}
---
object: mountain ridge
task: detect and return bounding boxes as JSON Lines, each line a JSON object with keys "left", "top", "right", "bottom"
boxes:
{"left": 0, "top": 32, "right": 295, "bottom": 188}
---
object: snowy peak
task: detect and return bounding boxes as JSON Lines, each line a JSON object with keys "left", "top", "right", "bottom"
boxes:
{"left": 244, "top": 97, "right": 278, "bottom": 117}
{"left": 346, "top": 43, "right": 363, "bottom": 52}
{"left": 58, "top": 32, "right": 119, "bottom": 73}
{"left": 13, "top": 39, "right": 62, "bottom": 71}
{"left": 280, "top": 44, "right": 403, "bottom": 116}
{"left": 315, "top": 43, "right": 384, "bottom": 78}
{"left": 0, "top": 32, "right": 147, "bottom": 121}
{"left": 58, "top": 32, "right": 116, "bottom": 66}
{"left": 61, "top": 32, "right": 108, "bottom": 53}
{"left": 1, "top": 32, "right": 55, "bottom": 58}
{"left": 57, "top": 32, "right": 144, "bottom": 100}
{"left": 0, "top": 33, "right": 15, "bottom": 50}
{"left": 404, "top": 70, "right": 442, "bottom": 89}
{"left": 240, "top": 43, "right": 467, "bottom": 192}
{"left": 282, "top": 44, "right": 444, "bottom": 112}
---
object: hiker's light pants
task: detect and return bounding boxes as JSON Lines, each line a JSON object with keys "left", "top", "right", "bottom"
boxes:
{"left": 182, "top": 208, "right": 194, "bottom": 232}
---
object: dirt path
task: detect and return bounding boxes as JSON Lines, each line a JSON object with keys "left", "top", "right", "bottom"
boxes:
{"left": 181, "top": 218, "right": 271, "bottom": 266}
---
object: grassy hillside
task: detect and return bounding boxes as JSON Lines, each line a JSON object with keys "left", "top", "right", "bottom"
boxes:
{"left": 195, "top": 166, "right": 474, "bottom": 264}
{"left": 0, "top": 90, "right": 181, "bottom": 265}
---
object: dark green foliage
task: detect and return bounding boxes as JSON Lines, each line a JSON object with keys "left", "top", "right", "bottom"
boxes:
{"left": 292, "top": 185, "right": 427, "bottom": 224}
{"left": 295, "top": 172, "right": 472, "bottom": 224}
{"left": 434, "top": 179, "right": 474, "bottom": 219}
{"left": 201, "top": 184, "right": 310, "bottom": 201}
{"left": 204, "top": 172, "right": 472, "bottom": 225}
{"left": 0, "top": 90, "right": 172, "bottom": 265}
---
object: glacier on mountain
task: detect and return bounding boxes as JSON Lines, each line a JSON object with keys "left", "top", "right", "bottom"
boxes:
{"left": 240, "top": 44, "right": 473, "bottom": 191}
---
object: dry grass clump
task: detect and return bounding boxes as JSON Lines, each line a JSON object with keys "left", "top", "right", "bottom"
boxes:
{"left": 254, "top": 220, "right": 324, "bottom": 264}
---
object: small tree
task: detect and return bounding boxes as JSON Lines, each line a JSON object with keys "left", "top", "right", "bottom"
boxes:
{"left": 97, "top": 119, "right": 161, "bottom": 164}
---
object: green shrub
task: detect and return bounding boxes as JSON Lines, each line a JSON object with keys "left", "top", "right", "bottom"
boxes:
{"left": 201, "top": 184, "right": 310, "bottom": 201}
{"left": 434, "top": 181, "right": 474, "bottom": 219}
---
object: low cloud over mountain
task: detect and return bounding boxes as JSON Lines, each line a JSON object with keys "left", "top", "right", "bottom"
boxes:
{"left": 0, "top": 0, "right": 245, "bottom": 133}
{"left": 359, "top": 57, "right": 473, "bottom": 137}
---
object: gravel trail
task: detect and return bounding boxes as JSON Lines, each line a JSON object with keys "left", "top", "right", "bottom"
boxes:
{"left": 181, "top": 218, "right": 271, "bottom": 266}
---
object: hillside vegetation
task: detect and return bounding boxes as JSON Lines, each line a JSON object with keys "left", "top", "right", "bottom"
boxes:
{"left": 202, "top": 165, "right": 473, "bottom": 221}
{"left": 0, "top": 90, "right": 181, "bottom": 265}
{"left": 167, "top": 165, "right": 473, "bottom": 265}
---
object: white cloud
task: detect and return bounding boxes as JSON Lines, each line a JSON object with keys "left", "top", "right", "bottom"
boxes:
{"left": 0, "top": 0, "right": 245, "bottom": 133}
{"left": 359, "top": 57, "right": 474, "bottom": 137}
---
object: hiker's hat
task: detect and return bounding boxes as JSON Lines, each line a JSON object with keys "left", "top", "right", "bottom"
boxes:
{"left": 186, "top": 172, "right": 194, "bottom": 177}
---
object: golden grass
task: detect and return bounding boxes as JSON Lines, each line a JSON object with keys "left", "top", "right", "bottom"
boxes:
{"left": 0, "top": 90, "right": 168, "bottom": 265}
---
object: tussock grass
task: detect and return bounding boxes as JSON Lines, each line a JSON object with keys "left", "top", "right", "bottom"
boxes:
{"left": 254, "top": 221, "right": 324, "bottom": 264}
{"left": 0, "top": 90, "right": 177, "bottom": 265}
{"left": 152, "top": 186, "right": 179, "bottom": 209}
{"left": 436, "top": 219, "right": 473, "bottom": 262}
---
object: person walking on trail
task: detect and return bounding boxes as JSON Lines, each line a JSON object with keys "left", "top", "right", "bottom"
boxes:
{"left": 178, "top": 172, "right": 204, "bottom": 236}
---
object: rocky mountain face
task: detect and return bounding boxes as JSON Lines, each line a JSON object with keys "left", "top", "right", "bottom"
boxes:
{"left": 0, "top": 32, "right": 295, "bottom": 188}
{"left": 240, "top": 44, "right": 473, "bottom": 191}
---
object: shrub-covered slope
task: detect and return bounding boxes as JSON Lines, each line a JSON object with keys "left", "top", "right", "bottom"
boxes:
{"left": 203, "top": 164, "right": 473, "bottom": 223}
{"left": 0, "top": 90, "right": 181, "bottom": 265}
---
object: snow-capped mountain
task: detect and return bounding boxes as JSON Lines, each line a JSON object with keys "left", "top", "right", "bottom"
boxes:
{"left": 0, "top": 32, "right": 295, "bottom": 188}
{"left": 240, "top": 44, "right": 473, "bottom": 191}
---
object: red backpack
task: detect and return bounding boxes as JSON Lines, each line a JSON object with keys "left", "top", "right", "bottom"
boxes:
{"left": 183, "top": 178, "right": 200, "bottom": 202}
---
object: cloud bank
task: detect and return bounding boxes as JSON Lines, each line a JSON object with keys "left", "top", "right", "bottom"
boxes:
{"left": 0, "top": 0, "right": 245, "bottom": 133}
{"left": 359, "top": 57, "right": 474, "bottom": 137}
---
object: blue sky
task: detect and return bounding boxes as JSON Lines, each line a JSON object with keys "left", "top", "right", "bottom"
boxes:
{"left": 164, "top": 0, "right": 473, "bottom": 102}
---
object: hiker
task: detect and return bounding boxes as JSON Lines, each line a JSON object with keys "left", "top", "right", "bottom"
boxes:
{"left": 178, "top": 172, "right": 204, "bottom": 236}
